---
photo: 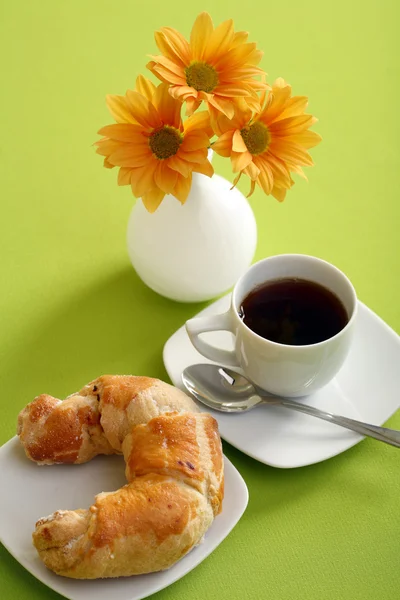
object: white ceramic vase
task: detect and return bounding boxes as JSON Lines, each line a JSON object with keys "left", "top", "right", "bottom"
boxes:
{"left": 127, "top": 171, "right": 257, "bottom": 303}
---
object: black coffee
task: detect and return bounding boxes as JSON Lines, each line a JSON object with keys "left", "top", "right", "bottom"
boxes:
{"left": 239, "top": 278, "right": 348, "bottom": 346}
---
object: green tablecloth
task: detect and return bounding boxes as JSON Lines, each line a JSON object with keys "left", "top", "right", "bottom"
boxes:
{"left": 1, "top": 2, "right": 399, "bottom": 599}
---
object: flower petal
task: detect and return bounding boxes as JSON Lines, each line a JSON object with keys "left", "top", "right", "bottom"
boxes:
{"left": 273, "top": 77, "right": 288, "bottom": 89}
{"left": 271, "top": 185, "right": 288, "bottom": 202}
{"left": 97, "top": 123, "right": 145, "bottom": 142}
{"left": 183, "top": 110, "right": 213, "bottom": 136}
{"left": 260, "top": 82, "right": 292, "bottom": 125}
{"left": 152, "top": 83, "right": 182, "bottom": 128}
{"left": 231, "top": 30, "right": 248, "bottom": 47}
{"left": 192, "top": 160, "right": 214, "bottom": 177}
{"left": 106, "top": 95, "right": 137, "bottom": 124}
{"left": 146, "top": 60, "right": 169, "bottom": 84}
{"left": 287, "top": 130, "right": 322, "bottom": 149}
{"left": 125, "top": 90, "right": 162, "bottom": 129}
{"left": 208, "top": 104, "right": 223, "bottom": 136}
{"left": 247, "top": 178, "right": 257, "bottom": 198}
{"left": 288, "top": 163, "right": 308, "bottom": 180}
{"left": 231, "top": 172, "right": 243, "bottom": 188}
{"left": 169, "top": 85, "right": 197, "bottom": 99}
{"left": 172, "top": 173, "right": 192, "bottom": 204}
{"left": 103, "top": 158, "right": 114, "bottom": 169}
{"left": 161, "top": 27, "right": 191, "bottom": 64}
{"left": 244, "top": 95, "right": 262, "bottom": 114}
{"left": 269, "top": 140, "right": 314, "bottom": 167}
{"left": 185, "top": 96, "right": 203, "bottom": 116}
{"left": 154, "top": 31, "right": 186, "bottom": 67}
{"left": 181, "top": 131, "right": 210, "bottom": 151}
{"left": 278, "top": 96, "right": 308, "bottom": 119}
{"left": 150, "top": 64, "right": 187, "bottom": 86}
{"left": 118, "top": 167, "right": 133, "bottom": 185}
{"left": 95, "top": 138, "right": 127, "bottom": 156}
{"left": 204, "top": 18, "right": 234, "bottom": 62}
{"left": 190, "top": 12, "right": 214, "bottom": 61}
{"left": 148, "top": 54, "right": 185, "bottom": 78}
{"left": 108, "top": 145, "right": 151, "bottom": 167}
{"left": 207, "top": 95, "right": 235, "bottom": 119}
{"left": 167, "top": 155, "right": 192, "bottom": 177}
{"left": 154, "top": 161, "right": 179, "bottom": 193}
{"left": 216, "top": 84, "right": 255, "bottom": 98}
{"left": 244, "top": 160, "right": 260, "bottom": 180}
{"left": 259, "top": 152, "right": 291, "bottom": 187}
{"left": 269, "top": 115, "right": 317, "bottom": 135}
{"left": 211, "top": 131, "right": 234, "bottom": 157}
{"left": 215, "top": 99, "right": 249, "bottom": 132}
{"left": 141, "top": 187, "right": 166, "bottom": 213}
{"left": 130, "top": 161, "right": 158, "bottom": 197}
{"left": 232, "top": 130, "right": 247, "bottom": 152}
{"left": 135, "top": 75, "right": 157, "bottom": 101}
{"left": 228, "top": 66, "right": 266, "bottom": 78}
{"left": 231, "top": 150, "right": 253, "bottom": 172}
{"left": 246, "top": 48, "right": 264, "bottom": 67}
{"left": 257, "top": 162, "right": 274, "bottom": 194}
{"left": 214, "top": 43, "right": 260, "bottom": 71}
{"left": 178, "top": 148, "right": 208, "bottom": 164}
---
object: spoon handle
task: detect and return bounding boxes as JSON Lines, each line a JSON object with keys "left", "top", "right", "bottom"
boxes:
{"left": 264, "top": 397, "right": 400, "bottom": 448}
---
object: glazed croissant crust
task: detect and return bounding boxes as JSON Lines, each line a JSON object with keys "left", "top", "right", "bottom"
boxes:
{"left": 17, "top": 375, "right": 224, "bottom": 579}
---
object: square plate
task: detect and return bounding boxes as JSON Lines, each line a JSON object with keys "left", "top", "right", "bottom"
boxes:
{"left": 0, "top": 437, "right": 248, "bottom": 600}
{"left": 163, "top": 294, "right": 400, "bottom": 468}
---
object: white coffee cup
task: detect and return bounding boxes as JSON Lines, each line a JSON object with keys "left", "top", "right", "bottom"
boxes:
{"left": 185, "top": 254, "right": 357, "bottom": 397}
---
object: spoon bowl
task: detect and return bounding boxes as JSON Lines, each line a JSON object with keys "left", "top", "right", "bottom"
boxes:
{"left": 182, "top": 365, "right": 261, "bottom": 411}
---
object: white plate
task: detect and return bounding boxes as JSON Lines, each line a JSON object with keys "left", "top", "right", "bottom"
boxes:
{"left": 0, "top": 437, "right": 248, "bottom": 600}
{"left": 163, "top": 295, "right": 400, "bottom": 468}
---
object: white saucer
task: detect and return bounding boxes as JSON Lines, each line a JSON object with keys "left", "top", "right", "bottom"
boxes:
{"left": 0, "top": 437, "right": 248, "bottom": 600}
{"left": 163, "top": 295, "right": 400, "bottom": 468}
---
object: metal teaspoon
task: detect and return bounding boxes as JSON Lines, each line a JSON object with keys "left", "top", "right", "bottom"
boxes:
{"left": 182, "top": 364, "right": 400, "bottom": 448}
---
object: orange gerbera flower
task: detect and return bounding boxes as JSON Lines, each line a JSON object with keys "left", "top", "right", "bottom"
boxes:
{"left": 147, "top": 12, "right": 266, "bottom": 123}
{"left": 212, "top": 78, "right": 322, "bottom": 201}
{"left": 95, "top": 76, "right": 214, "bottom": 212}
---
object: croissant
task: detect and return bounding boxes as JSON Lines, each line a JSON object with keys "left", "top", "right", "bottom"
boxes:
{"left": 17, "top": 375, "right": 224, "bottom": 579}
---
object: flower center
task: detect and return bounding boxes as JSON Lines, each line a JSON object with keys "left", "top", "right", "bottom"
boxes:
{"left": 149, "top": 126, "right": 182, "bottom": 159}
{"left": 185, "top": 62, "right": 219, "bottom": 93}
{"left": 241, "top": 121, "right": 271, "bottom": 155}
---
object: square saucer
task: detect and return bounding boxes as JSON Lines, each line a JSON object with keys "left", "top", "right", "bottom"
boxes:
{"left": 0, "top": 438, "right": 248, "bottom": 600}
{"left": 163, "top": 294, "right": 400, "bottom": 468}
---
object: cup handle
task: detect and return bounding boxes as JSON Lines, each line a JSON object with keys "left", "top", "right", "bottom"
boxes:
{"left": 185, "top": 311, "right": 239, "bottom": 366}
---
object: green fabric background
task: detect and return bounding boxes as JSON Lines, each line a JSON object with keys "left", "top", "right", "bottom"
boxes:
{"left": 1, "top": 1, "right": 399, "bottom": 599}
